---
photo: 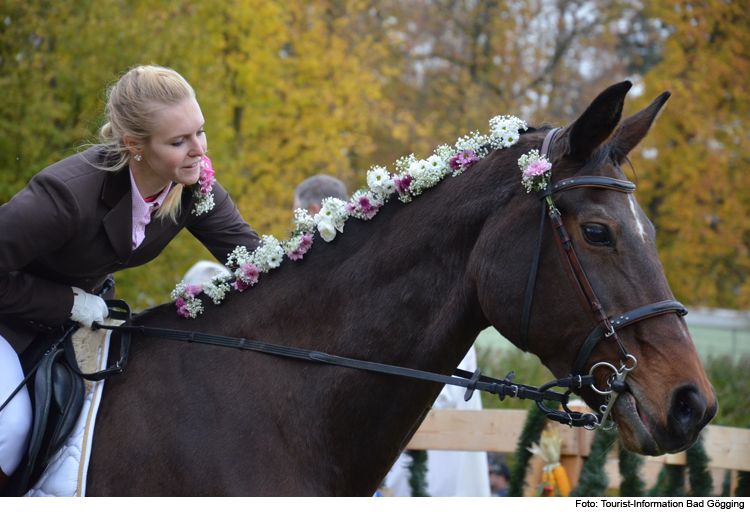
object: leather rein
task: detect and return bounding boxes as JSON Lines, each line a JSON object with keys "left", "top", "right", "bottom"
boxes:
{"left": 519, "top": 128, "right": 687, "bottom": 430}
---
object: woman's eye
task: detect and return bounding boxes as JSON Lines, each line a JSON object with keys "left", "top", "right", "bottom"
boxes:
{"left": 172, "top": 140, "right": 184, "bottom": 147}
{"left": 582, "top": 224, "right": 610, "bottom": 246}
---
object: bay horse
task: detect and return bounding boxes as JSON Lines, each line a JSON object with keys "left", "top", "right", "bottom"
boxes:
{"left": 85, "top": 82, "right": 717, "bottom": 496}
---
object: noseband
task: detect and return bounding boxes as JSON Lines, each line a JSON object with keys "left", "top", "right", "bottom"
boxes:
{"left": 520, "top": 128, "right": 687, "bottom": 430}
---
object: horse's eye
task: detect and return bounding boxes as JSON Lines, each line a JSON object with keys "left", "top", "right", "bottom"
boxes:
{"left": 582, "top": 224, "right": 610, "bottom": 246}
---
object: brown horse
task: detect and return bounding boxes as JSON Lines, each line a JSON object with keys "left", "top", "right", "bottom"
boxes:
{"left": 85, "top": 82, "right": 716, "bottom": 496}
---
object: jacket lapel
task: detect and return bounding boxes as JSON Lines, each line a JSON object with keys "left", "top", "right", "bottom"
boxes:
{"left": 101, "top": 166, "right": 133, "bottom": 263}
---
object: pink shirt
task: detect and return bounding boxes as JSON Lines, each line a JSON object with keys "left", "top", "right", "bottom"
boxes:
{"left": 129, "top": 168, "right": 171, "bottom": 249}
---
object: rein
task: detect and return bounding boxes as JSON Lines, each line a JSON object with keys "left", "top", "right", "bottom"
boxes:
{"left": 93, "top": 302, "right": 599, "bottom": 428}
{"left": 520, "top": 128, "right": 688, "bottom": 429}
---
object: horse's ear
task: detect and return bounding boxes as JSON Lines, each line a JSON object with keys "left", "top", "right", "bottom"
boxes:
{"left": 611, "top": 91, "right": 671, "bottom": 162}
{"left": 565, "top": 81, "right": 632, "bottom": 161}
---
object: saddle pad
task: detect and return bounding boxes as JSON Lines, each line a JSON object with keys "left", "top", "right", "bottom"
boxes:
{"left": 23, "top": 327, "right": 114, "bottom": 497}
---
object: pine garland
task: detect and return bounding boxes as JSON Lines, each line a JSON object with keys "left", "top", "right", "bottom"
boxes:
{"left": 656, "top": 465, "right": 686, "bottom": 496}
{"left": 570, "top": 429, "right": 618, "bottom": 497}
{"left": 687, "top": 434, "right": 713, "bottom": 496}
{"left": 508, "top": 402, "right": 552, "bottom": 497}
{"left": 407, "top": 450, "right": 430, "bottom": 497}
{"left": 618, "top": 446, "right": 646, "bottom": 497}
{"left": 735, "top": 471, "right": 750, "bottom": 496}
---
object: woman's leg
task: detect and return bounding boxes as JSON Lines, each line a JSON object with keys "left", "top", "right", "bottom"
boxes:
{"left": 0, "top": 335, "right": 32, "bottom": 489}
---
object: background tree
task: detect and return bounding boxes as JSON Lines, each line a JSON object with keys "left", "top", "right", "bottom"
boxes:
{"left": 631, "top": 0, "right": 750, "bottom": 308}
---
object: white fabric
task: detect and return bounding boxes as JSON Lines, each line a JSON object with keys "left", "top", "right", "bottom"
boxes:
{"left": 384, "top": 346, "right": 490, "bottom": 497}
{"left": 70, "top": 287, "right": 109, "bottom": 328}
{"left": 24, "top": 328, "right": 112, "bottom": 497}
{"left": 0, "top": 335, "right": 32, "bottom": 475}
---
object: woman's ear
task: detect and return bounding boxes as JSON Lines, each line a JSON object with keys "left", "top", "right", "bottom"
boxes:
{"left": 123, "top": 134, "right": 143, "bottom": 158}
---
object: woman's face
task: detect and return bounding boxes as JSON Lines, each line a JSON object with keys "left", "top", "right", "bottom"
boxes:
{"left": 140, "top": 97, "right": 207, "bottom": 191}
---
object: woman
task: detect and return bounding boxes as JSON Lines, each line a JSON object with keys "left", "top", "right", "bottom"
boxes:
{"left": 0, "top": 65, "right": 261, "bottom": 490}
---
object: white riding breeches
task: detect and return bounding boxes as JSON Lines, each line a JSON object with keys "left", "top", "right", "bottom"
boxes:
{"left": 0, "top": 335, "right": 32, "bottom": 476}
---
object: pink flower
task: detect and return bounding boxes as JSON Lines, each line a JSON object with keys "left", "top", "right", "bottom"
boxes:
{"left": 232, "top": 279, "right": 249, "bottom": 292}
{"left": 523, "top": 159, "right": 552, "bottom": 178}
{"left": 298, "top": 232, "right": 313, "bottom": 251}
{"left": 394, "top": 174, "right": 412, "bottom": 194}
{"left": 185, "top": 285, "right": 202, "bottom": 299}
{"left": 239, "top": 262, "right": 260, "bottom": 285}
{"left": 345, "top": 202, "right": 356, "bottom": 215}
{"left": 288, "top": 248, "right": 304, "bottom": 261}
{"left": 449, "top": 155, "right": 461, "bottom": 171}
{"left": 198, "top": 156, "right": 216, "bottom": 194}
{"left": 175, "top": 298, "right": 190, "bottom": 318}
{"left": 457, "top": 149, "right": 479, "bottom": 168}
{"left": 359, "top": 196, "right": 374, "bottom": 213}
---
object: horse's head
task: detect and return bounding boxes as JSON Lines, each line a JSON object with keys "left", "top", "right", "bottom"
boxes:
{"left": 473, "top": 82, "right": 717, "bottom": 455}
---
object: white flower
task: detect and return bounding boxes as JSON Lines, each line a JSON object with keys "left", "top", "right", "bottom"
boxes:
{"left": 425, "top": 154, "right": 447, "bottom": 174}
{"left": 316, "top": 197, "right": 348, "bottom": 232}
{"left": 203, "top": 277, "right": 231, "bottom": 305}
{"left": 408, "top": 159, "right": 428, "bottom": 178}
{"left": 317, "top": 217, "right": 338, "bottom": 242}
{"left": 293, "top": 208, "right": 315, "bottom": 233}
{"left": 367, "top": 166, "right": 395, "bottom": 197}
{"left": 192, "top": 193, "right": 215, "bottom": 216}
{"left": 254, "top": 235, "right": 285, "bottom": 271}
{"left": 490, "top": 115, "right": 527, "bottom": 149}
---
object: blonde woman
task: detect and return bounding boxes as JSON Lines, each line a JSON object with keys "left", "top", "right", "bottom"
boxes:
{"left": 0, "top": 65, "right": 261, "bottom": 490}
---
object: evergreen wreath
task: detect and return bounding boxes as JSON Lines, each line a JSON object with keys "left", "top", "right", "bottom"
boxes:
{"left": 569, "top": 429, "right": 618, "bottom": 497}
{"left": 508, "top": 402, "right": 555, "bottom": 497}
{"left": 407, "top": 450, "right": 430, "bottom": 497}
{"left": 618, "top": 446, "right": 646, "bottom": 497}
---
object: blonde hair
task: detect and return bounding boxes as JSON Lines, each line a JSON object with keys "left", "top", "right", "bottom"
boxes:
{"left": 98, "top": 65, "right": 196, "bottom": 222}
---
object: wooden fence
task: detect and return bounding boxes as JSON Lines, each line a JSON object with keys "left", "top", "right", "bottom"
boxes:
{"left": 406, "top": 409, "right": 750, "bottom": 495}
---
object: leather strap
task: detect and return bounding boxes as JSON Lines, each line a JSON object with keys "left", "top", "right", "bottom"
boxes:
{"left": 572, "top": 300, "right": 687, "bottom": 376}
{"left": 93, "top": 321, "right": 592, "bottom": 410}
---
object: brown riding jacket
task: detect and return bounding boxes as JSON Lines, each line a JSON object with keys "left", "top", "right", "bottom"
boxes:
{"left": 0, "top": 145, "right": 261, "bottom": 353}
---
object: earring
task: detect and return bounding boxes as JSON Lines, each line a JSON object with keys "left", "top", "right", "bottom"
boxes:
{"left": 134, "top": 154, "right": 142, "bottom": 161}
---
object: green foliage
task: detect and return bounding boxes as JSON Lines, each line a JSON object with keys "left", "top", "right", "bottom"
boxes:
{"left": 507, "top": 401, "right": 552, "bottom": 497}
{"left": 406, "top": 450, "right": 430, "bottom": 497}
{"left": 736, "top": 471, "right": 750, "bottom": 497}
{"left": 570, "top": 430, "right": 618, "bottom": 497}
{"left": 650, "top": 465, "right": 686, "bottom": 497}
{"left": 618, "top": 447, "right": 646, "bottom": 497}
{"left": 476, "top": 345, "right": 557, "bottom": 411}
{"left": 687, "top": 434, "right": 713, "bottom": 496}
{"left": 702, "top": 354, "right": 750, "bottom": 428}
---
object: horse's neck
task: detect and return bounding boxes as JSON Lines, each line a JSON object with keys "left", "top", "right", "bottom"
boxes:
{"left": 159, "top": 153, "right": 520, "bottom": 494}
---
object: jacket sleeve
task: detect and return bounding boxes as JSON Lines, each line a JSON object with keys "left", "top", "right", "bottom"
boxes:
{"left": 185, "top": 181, "right": 261, "bottom": 267}
{"left": 0, "top": 172, "right": 79, "bottom": 325}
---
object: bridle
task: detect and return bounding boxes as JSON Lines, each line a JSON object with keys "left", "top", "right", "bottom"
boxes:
{"left": 520, "top": 128, "right": 688, "bottom": 430}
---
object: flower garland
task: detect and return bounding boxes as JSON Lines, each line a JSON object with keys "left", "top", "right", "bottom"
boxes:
{"left": 171, "top": 115, "right": 533, "bottom": 317}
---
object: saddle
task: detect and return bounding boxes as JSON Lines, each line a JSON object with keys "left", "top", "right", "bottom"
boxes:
{"left": 1, "top": 300, "right": 131, "bottom": 497}
{"left": 1, "top": 328, "right": 85, "bottom": 496}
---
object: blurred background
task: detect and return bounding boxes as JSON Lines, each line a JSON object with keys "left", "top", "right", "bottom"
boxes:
{"left": 2, "top": 0, "right": 748, "bottom": 426}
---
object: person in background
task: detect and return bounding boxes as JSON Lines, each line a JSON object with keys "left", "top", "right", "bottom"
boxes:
{"left": 383, "top": 347, "right": 491, "bottom": 497}
{"left": 293, "top": 174, "right": 348, "bottom": 215}
{"left": 489, "top": 460, "right": 510, "bottom": 497}
{"left": 183, "top": 260, "right": 231, "bottom": 289}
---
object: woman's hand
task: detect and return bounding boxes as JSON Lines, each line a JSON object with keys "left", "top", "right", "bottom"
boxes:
{"left": 70, "top": 287, "right": 109, "bottom": 328}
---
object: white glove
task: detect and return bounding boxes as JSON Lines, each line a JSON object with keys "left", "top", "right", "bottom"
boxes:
{"left": 70, "top": 287, "right": 109, "bottom": 328}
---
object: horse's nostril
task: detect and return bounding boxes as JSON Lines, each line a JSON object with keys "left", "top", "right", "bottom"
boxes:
{"left": 671, "top": 386, "right": 707, "bottom": 430}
